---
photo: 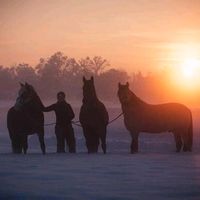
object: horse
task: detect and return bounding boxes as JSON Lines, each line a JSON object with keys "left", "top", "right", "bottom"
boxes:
{"left": 79, "top": 76, "right": 109, "bottom": 153}
{"left": 118, "top": 82, "right": 193, "bottom": 153}
{"left": 7, "top": 82, "right": 46, "bottom": 154}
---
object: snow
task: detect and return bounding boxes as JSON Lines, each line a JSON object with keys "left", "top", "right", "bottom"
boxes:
{"left": 0, "top": 101, "right": 200, "bottom": 199}
{"left": 0, "top": 152, "right": 200, "bottom": 199}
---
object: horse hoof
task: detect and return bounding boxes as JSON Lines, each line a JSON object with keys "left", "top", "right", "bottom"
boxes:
{"left": 88, "top": 151, "right": 97, "bottom": 154}
{"left": 69, "top": 149, "right": 76, "bottom": 153}
{"left": 183, "top": 149, "right": 192, "bottom": 152}
{"left": 131, "top": 150, "right": 138, "bottom": 154}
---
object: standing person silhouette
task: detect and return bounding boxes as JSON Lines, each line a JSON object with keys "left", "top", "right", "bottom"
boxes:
{"left": 43, "top": 92, "right": 76, "bottom": 153}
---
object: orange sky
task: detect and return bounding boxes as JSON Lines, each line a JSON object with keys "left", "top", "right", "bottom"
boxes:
{"left": 0, "top": 0, "right": 200, "bottom": 73}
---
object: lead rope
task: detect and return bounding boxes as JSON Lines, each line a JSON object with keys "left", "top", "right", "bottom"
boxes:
{"left": 44, "top": 112, "right": 124, "bottom": 127}
{"left": 108, "top": 112, "right": 124, "bottom": 124}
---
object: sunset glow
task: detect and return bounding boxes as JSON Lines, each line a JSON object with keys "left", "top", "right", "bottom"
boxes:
{"left": 0, "top": 0, "right": 200, "bottom": 105}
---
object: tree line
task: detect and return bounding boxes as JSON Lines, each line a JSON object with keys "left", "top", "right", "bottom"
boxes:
{"left": 0, "top": 52, "right": 129, "bottom": 102}
{"left": 0, "top": 51, "right": 199, "bottom": 105}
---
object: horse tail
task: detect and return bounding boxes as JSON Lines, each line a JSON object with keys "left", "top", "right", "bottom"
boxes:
{"left": 7, "top": 108, "right": 15, "bottom": 139}
{"left": 187, "top": 111, "right": 193, "bottom": 151}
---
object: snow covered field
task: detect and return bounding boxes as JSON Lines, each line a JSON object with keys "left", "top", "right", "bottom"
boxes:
{"left": 0, "top": 101, "right": 200, "bottom": 199}
{"left": 0, "top": 153, "right": 200, "bottom": 200}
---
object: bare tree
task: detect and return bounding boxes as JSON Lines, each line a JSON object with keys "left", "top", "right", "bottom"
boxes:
{"left": 92, "top": 56, "right": 109, "bottom": 75}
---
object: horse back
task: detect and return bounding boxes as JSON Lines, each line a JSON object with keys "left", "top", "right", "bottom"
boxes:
{"left": 123, "top": 102, "right": 192, "bottom": 133}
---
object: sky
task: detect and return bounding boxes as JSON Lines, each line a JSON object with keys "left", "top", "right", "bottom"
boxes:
{"left": 0, "top": 0, "right": 200, "bottom": 73}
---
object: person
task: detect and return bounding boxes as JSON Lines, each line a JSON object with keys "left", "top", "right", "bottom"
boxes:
{"left": 43, "top": 91, "right": 76, "bottom": 153}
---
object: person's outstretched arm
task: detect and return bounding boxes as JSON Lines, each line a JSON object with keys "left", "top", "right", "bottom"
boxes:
{"left": 42, "top": 104, "right": 55, "bottom": 112}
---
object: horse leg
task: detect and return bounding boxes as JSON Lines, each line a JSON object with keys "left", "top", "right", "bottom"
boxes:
{"left": 11, "top": 140, "right": 15, "bottom": 153}
{"left": 100, "top": 135, "right": 106, "bottom": 154}
{"left": 93, "top": 133, "right": 99, "bottom": 153}
{"left": 10, "top": 133, "right": 18, "bottom": 153}
{"left": 83, "top": 126, "right": 96, "bottom": 153}
{"left": 82, "top": 126, "right": 92, "bottom": 153}
{"left": 173, "top": 132, "right": 182, "bottom": 152}
{"left": 22, "top": 135, "right": 28, "bottom": 154}
{"left": 38, "top": 132, "right": 46, "bottom": 154}
{"left": 100, "top": 127, "right": 107, "bottom": 154}
{"left": 82, "top": 126, "right": 87, "bottom": 151}
{"left": 8, "top": 131, "right": 16, "bottom": 153}
{"left": 130, "top": 131, "right": 139, "bottom": 154}
{"left": 182, "top": 130, "right": 190, "bottom": 152}
{"left": 89, "top": 130, "right": 98, "bottom": 153}
{"left": 13, "top": 134, "right": 22, "bottom": 154}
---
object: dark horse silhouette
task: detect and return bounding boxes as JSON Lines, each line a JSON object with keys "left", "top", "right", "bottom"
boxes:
{"left": 118, "top": 82, "right": 193, "bottom": 153}
{"left": 79, "top": 76, "right": 109, "bottom": 153}
{"left": 7, "top": 83, "right": 46, "bottom": 154}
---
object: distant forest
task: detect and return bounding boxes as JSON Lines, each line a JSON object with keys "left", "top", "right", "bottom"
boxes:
{"left": 0, "top": 52, "right": 198, "bottom": 105}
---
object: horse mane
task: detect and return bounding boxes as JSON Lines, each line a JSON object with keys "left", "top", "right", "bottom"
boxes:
{"left": 28, "top": 85, "right": 44, "bottom": 110}
{"left": 127, "top": 89, "right": 148, "bottom": 107}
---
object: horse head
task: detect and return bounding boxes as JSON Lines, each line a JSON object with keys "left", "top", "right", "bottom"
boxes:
{"left": 14, "top": 82, "right": 43, "bottom": 111}
{"left": 118, "top": 82, "right": 132, "bottom": 104}
{"left": 82, "top": 76, "right": 97, "bottom": 103}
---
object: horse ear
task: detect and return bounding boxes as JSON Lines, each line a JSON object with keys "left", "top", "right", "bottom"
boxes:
{"left": 126, "top": 82, "right": 129, "bottom": 88}
{"left": 118, "top": 82, "right": 121, "bottom": 88}
{"left": 83, "top": 76, "right": 86, "bottom": 83}
{"left": 19, "top": 82, "right": 24, "bottom": 87}
{"left": 91, "top": 76, "right": 94, "bottom": 82}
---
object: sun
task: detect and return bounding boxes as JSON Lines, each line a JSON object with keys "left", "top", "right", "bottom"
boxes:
{"left": 169, "top": 56, "right": 200, "bottom": 91}
{"left": 181, "top": 58, "right": 199, "bottom": 79}
{"left": 175, "top": 57, "right": 200, "bottom": 91}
